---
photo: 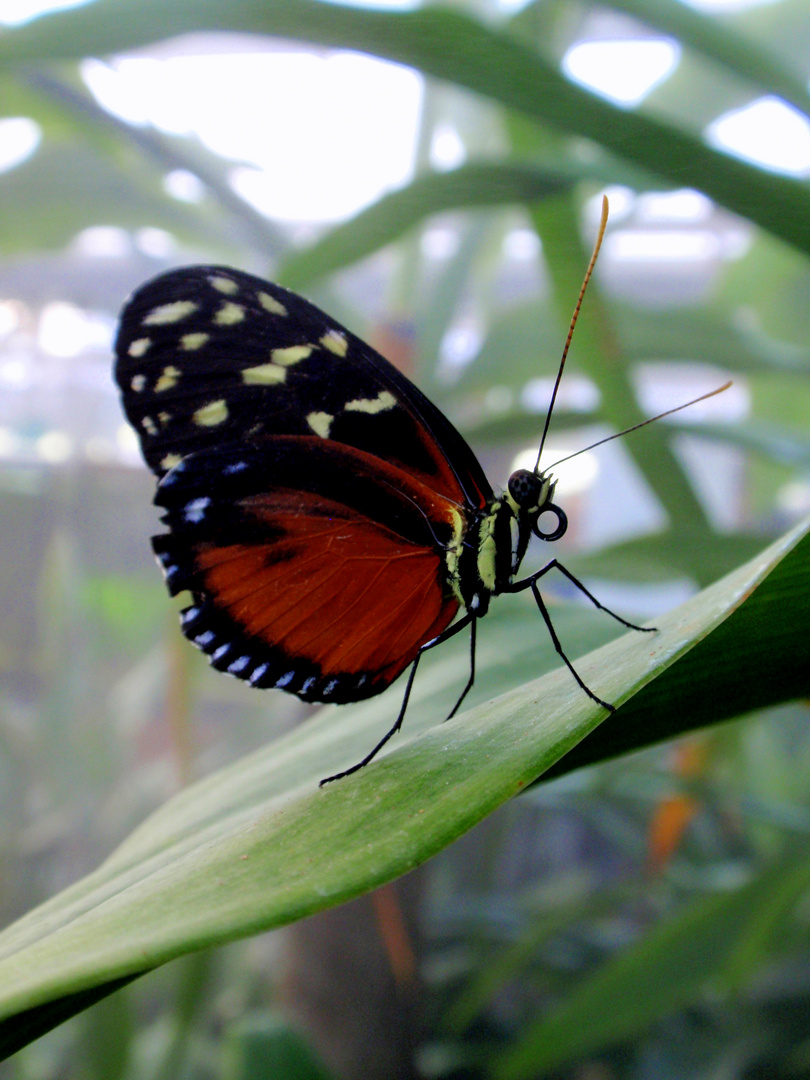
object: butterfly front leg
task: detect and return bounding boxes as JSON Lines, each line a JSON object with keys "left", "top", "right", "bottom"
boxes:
{"left": 505, "top": 559, "right": 657, "bottom": 712}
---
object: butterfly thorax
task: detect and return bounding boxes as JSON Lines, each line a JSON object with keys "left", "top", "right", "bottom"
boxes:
{"left": 445, "top": 468, "right": 561, "bottom": 616}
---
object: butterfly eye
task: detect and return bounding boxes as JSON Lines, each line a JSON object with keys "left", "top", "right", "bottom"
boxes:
{"left": 507, "top": 468, "right": 541, "bottom": 507}
{"left": 533, "top": 503, "right": 567, "bottom": 542}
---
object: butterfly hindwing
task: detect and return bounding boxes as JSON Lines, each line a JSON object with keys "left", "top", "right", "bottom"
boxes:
{"left": 153, "top": 438, "right": 463, "bottom": 701}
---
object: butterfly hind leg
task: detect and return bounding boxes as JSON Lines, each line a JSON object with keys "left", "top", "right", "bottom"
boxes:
{"left": 507, "top": 559, "right": 656, "bottom": 712}
{"left": 319, "top": 614, "right": 475, "bottom": 787}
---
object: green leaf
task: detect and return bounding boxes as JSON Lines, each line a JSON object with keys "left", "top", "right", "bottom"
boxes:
{"left": 0, "top": 518, "right": 806, "bottom": 1057}
{"left": 548, "top": 523, "right": 810, "bottom": 778}
{"left": 679, "top": 419, "right": 810, "bottom": 468}
{"left": 608, "top": 0, "right": 810, "bottom": 121}
{"left": 0, "top": 139, "right": 216, "bottom": 254}
{"left": 280, "top": 163, "right": 575, "bottom": 290}
{"left": 492, "top": 846, "right": 810, "bottom": 1080}
{"left": 222, "top": 1013, "right": 336, "bottom": 1080}
{"left": 279, "top": 156, "right": 662, "bottom": 289}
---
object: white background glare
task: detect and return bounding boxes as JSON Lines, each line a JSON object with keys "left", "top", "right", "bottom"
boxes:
{"left": 511, "top": 445, "right": 600, "bottom": 498}
{"left": 707, "top": 97, "right": 810, "bottom": 176}
{"left": 562, "top": 39, "right": 681, "bottom": 107}
{"left": 82, "top": 52, "right": 423, "bottom": 223}
{"left": 0, "top": 0, "right": 87, "bottom": 24}
{"left": 0, "top": 117, "right": 41, "bottom": 172}
{"left": 38, "top": 303, "right": 112, "bottom": 358}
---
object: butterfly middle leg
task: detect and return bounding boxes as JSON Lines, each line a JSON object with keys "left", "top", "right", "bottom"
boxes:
{"left": 506, "top": 559, "right": 656, "bottom": 712}
{"left": 319, "top": 613, "right": 476, "bottom": 787}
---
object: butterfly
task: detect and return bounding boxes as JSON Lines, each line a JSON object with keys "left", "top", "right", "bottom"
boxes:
{"left": 116, "top": 206, "right": 703, "bottom": 785}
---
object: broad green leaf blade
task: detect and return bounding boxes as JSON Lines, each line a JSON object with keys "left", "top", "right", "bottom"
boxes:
{"left": 0, "top": 518, "right": 806, "bottom": 1057}
{"left": 548, "top": 523, "right": 810, "bottom": 779}
{"left": 3, "top": 0, "right": 810, "bottom": 256}
{"left": 492, "top": 847, "right": 810, "bottom": 1080}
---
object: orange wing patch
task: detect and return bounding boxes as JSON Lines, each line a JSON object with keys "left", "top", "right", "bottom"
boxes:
{"left": 193, "top": 508, "right": 459, "bottom": 692}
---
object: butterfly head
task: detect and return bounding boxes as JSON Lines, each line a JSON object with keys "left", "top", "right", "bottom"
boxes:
{"left": 506, "top": 467, "right": 568, "bottom": 543}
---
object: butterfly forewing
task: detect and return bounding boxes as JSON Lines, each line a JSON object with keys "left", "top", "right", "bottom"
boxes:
{"left": 115, "top": 266, "right": 491, "bottom": 509}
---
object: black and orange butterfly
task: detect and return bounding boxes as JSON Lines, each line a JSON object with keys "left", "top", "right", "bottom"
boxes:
{"left": 115, "top": 206, "right": 720, "bottom": 785}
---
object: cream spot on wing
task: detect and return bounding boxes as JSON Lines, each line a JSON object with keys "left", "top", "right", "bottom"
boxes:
{"left": 258, "top": 291, "right": 287, "bottom": 316}
{"left": 158, "top": 411, "right": 171, "bottom": 426}
{"left": 181, "top": 331, "right": 209, "bottom": 351}
{"left": 193, "top": 399, "right": 229, "bottom": 426}
{"left": 214, "top": 302, "right": 245, "bottom": 326}
{"left": 141, "top": 416, "right": 157, "bottom": 435}
{"left": 128, "top": 337, "right": 151, "bottom": 358}
{"left": 307, "top": 411, "right": 333, "bottom": 438}
{"left": 242, "top": 363, "right": 286, "bottom": 385}
{"left": 161, "top": 452, "right": 183, "bottom": 470}
{"left": 143, "top": 301, "right": 198, "bottom": 325}
{"left": 130, "top": 374, "right": 146, "bottom": 392}
{"left": 344, "top": 390, "right": 397, "bottom": 414}
{"left": 208, "top": 275, "right": 239, "bottom": 295}
{"left": 320, "top": 329, "right": 348, "bottom": 357}
{"left": 271, "top": 344, "right": 312, "bottom": 366}
{"left": 154, "top": 365, "right": 181, "bottom": 392}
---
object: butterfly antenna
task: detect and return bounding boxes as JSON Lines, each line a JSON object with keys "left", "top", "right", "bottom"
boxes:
{"left": 547, "top": 381, "right": 733, "bottom": 472}
{"left": 534, "top": 194, "right": 610, "bottom": 475}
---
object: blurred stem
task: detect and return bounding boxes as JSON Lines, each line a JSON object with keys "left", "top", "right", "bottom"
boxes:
{"left": 165, "top": 616, "right": 193, "bottom": 788}
{"left": 77, "top": 986, "right": 133, "bottom": 1080}
{"left": 149, "top": 951, "right": 215, "bottom": 1080}
{"left": 531, "top": 194, "right": 717, "bottom": 582}
{"left": 419, "top": 213, "right": 492, "bottom": 392}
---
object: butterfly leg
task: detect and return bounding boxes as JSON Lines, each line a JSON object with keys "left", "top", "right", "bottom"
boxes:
{"left": 513, "top": 559, "right": 657, "bottom": 633}
{"left": 445, "top": 616, "right": 477, "bottom": 721}
{"left": 508, "top": 560, "right": 655, "bottom": 712}
{"left": 320, "top": 614, "right": 474, "bottom": 787}
{"left": 528, "top": 578, "right": 614, "bottom": 712}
